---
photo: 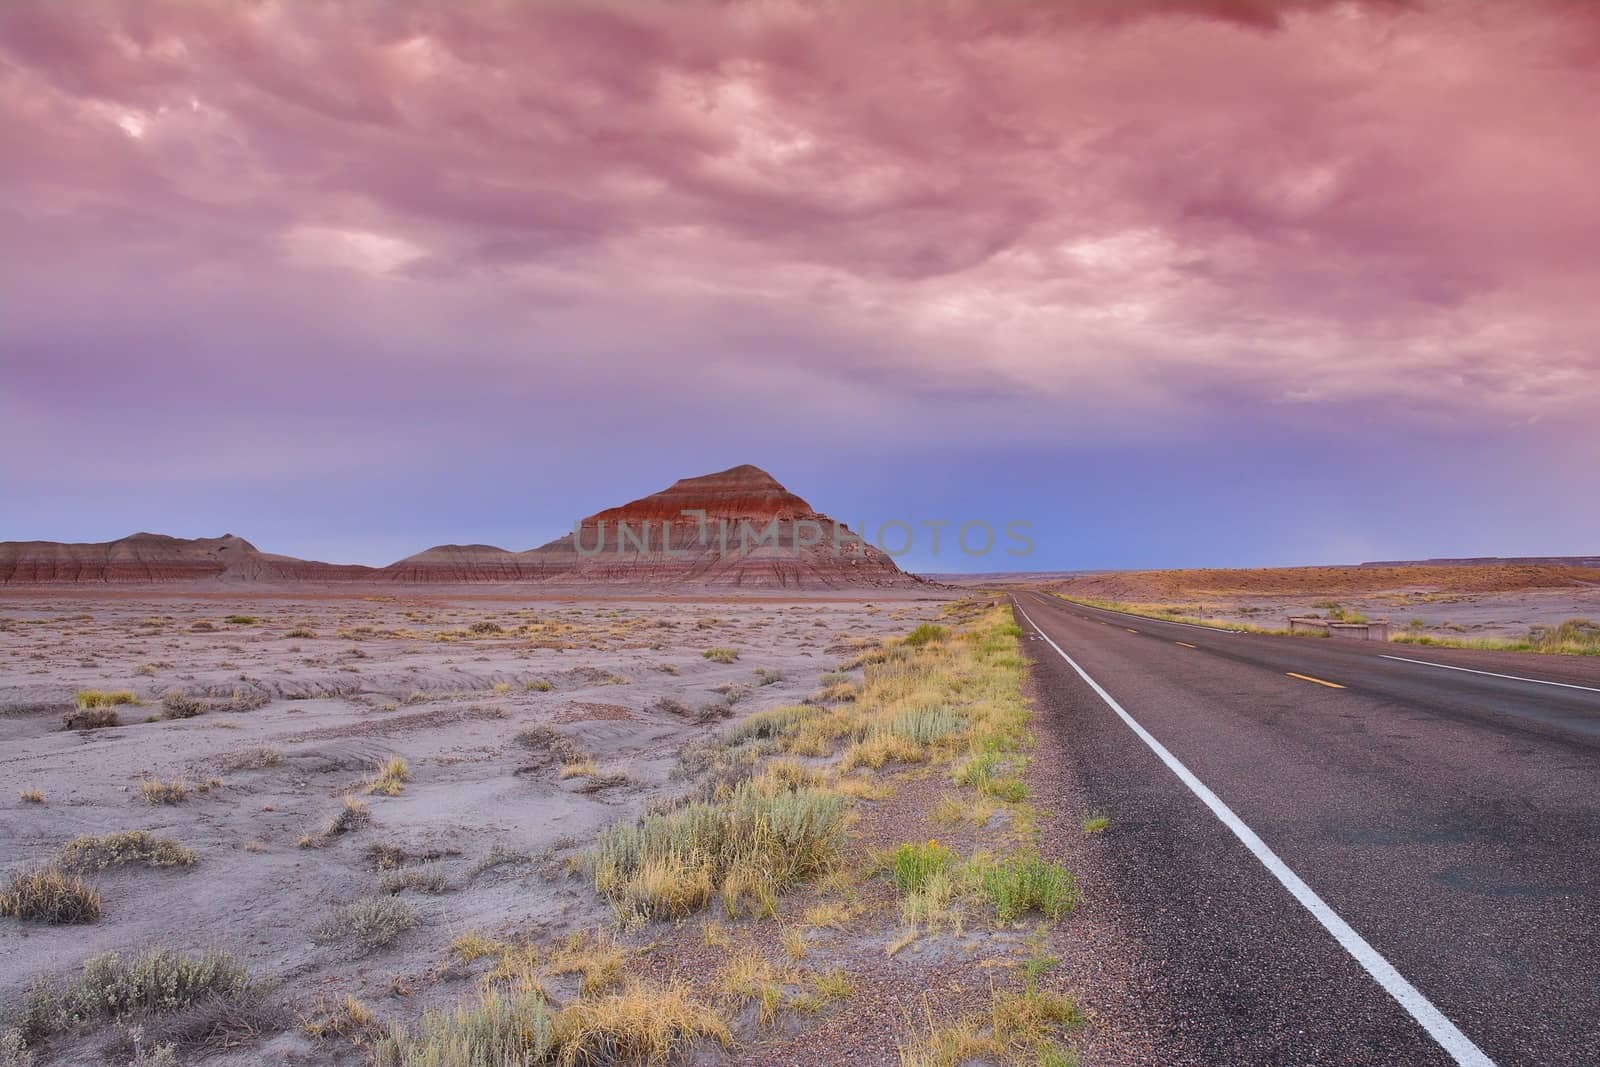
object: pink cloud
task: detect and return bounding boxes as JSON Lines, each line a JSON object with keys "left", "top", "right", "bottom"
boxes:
{"left": 2, "top": 0, "right": 1597, "bottom": 454}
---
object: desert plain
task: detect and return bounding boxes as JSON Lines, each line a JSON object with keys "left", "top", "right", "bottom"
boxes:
{"left": 4, "top": 588, "right": 1130, "bottom": 1067}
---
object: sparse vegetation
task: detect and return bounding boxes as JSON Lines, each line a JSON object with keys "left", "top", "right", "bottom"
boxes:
{"left": 977, "top": 853, "right": 1079, "bottom": 922}
{"left": 374, "top": 982, "right": 551, "bottom": 1066}
{"left": 468, "top": 844, "right": 534, "bottom": 878}
{"left": 140, "top": 778, "right": 190, "bottom": 805}
{"left": 1, "top": 866, "right": 101, "bottom": 924}
{"left": 1081, "top": 812, "right": 1110, "bottom": 835}
{"left": 378, "top": 863, "right": 448, "bottom": 895}
{"left": 159, "top": 692, "right": 205, "bottom": 719}
{"left": 1392, "top": 616, "right": 1600, "bottom": 656}
{"left": 223, "top": 615, "right": 260, "bottom": 625}
{"left": 57, "top": 831, "right": 197, "bottom": 872}
{"left": 76, "top": 689, "right": 141, "bottom": 709}
{"left": 553, "top": 981, "right": 730, "bottom": 1066}
{"left": 591, "top": 780, "right": 846, "bottom": 920}
{"left": 21, "top": 948, "right": 254, "bottom": 1041}
{"left": 62, "top": 707, "right": 120, "bottom": 731}
{"left": 302, "top": 994, "right": 381, "bottom": 1044}
{"left": 515, "top": 725, "right": 587, "bottom": 766}
{"left": 310, "top": 896, "right": 417, "bottom": 951}
{"left": 899, "top": 983, "right": 1081, "bottom": 1067}
{"left": 366, "top": 756, "right": 411, "bottom": 796}
{"left": 702, "top": 647, "right": 740, "bottom": 664}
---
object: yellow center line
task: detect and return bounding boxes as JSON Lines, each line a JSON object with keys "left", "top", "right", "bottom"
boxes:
{"left": 1175, "top": 641, "right": 1197, "bottom": 649}
{"left": 1287, "top": 671, "right": 1345, "bottom": 689}
{"left": 1125, "top": 628, "right": 1139, "bottom": 634}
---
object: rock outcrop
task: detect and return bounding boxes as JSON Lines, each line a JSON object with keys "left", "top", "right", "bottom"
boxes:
{"left": 0, "top": 466, "right": 922, "bottom": 589}
{"left": 0, "top": 533, "right": 372, "bottom": 584}
{"left": 515, "top": 464, "right": 914, "bottom": 588}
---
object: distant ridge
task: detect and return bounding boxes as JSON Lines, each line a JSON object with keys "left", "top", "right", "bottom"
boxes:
{"left": 0, "top": 465, "right": 921, "bottom": 589}
{"left": 1360, "top": 556, "right": 1600, "bottom": 568}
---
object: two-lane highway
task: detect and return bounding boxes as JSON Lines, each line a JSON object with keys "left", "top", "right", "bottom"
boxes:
{"left": 1014, "top": 592, "right": 1600, "bottom": 1066}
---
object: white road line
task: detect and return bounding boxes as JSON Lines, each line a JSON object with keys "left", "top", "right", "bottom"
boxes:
{"left": 1380, "top": 654, "right": 1600, "bottom": 695}
{"left": 1013, "top": 598, "right": 1496, "bottom": 1067}
{"left": 1043, "top": 593, "right": 1242, "bottom": 633}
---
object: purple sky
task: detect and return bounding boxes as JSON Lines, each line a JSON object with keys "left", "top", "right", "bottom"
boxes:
{"left": 3, "top": 0, "right": 1598, "bottom": 572}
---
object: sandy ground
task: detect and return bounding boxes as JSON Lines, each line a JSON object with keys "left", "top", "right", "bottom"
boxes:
{"left": 1040, "top": 569, "right": 1600, "bottom": 639}
{"left": 0, "top": 591, "right": 948, "bottom": 1064}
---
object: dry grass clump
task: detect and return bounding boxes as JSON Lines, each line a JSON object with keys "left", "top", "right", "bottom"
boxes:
{"left": 591, "top": 780, "right": 846, "bottom": 920}
{"left": 285, "top": 625, "right": 318, "bottom": 639}
{"left": 1, "top": 866, "right": 101, "bottom": 924}
{"left": 159, "top": 692, "right": 206, "bottom": 719}
{"left": 724, "top": 704, "right": 820, "bottom": 745}
{"left": 449, "top": 930, "right": 505, "bottom": 964}
{"left": 62, "top": 706, "right": 120, "bottom": 731}
{"left": 216, "top": 747, "right": 282, "bottom": 772}
{"left": 515, "top": 726, "right": 587, "bottom": 767}
{"left": 75, "top": 689, "right": 141, "bottom": 709}
{"left": 57, "top": 831, "right": 197, "bottom": 873}
{"left": 715, "top": 947, "right": 789, "bottom": 1025}
{"left": 18, "top": 788, "right": 44, "bottom": 804}
{"left": 301, "top": 994, "right": 381, "bottom": 1044}
{"left": 310, "top": 896, "right": 417, "bottom": 952}
{"left": 140, "top": 778, "right": 190, "bottom": 805}
{"left": 702, "top": 647, "right": 740, "bottom": 664}
{"left": 366, "top": 756, "right": 411, "bottom": 796}
{"left": 378, "top": 863, "right": 449, "bottom": 895}
{"left": 552, "top": 981, "right": 730, "bottom": 1066}
{"left": 301, "top": 796, "right": 372, "bottom": 849}
{"left": 372, "top": 982, "right": 551, "bottom": 1067}
{"left": 899, "top": 984, "right": 1080, "bottom": 1067}
{"left": 547, "top": 930, "right": 627, "bottom": 996}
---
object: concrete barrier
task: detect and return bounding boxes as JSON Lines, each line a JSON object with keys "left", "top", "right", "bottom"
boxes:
{"left": 1288, "top": 617, "right": 1390, "bottom": 641}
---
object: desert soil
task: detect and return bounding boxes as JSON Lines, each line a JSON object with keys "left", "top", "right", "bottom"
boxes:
{"left": 1045, "top": 565, "right": 1600, "bottom": 639}
{"left": 0, "top": 591, "right": 950, "bottom": 1064}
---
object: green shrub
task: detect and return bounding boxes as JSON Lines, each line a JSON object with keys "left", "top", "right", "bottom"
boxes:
{"left": 904, "top": 624, "right": 948, "bottom": 648}
{"left": 702, "top": 647, "right": 739, "bottom": 664}
{"left": 223, "top": 616, "right": 259, "bottom": 625}
{"left": 890, "top": 840, "right": 957, "bottom": 895}
{"left": 978, "top": 853, "right": 1079, "bottom": 921}
{"left": 888, "top": 705, "right": 964, "bottom": 745}
{"left": 71, "top": 949, "right": 250, "bottom": 1018}
{"left": 592, "top": 782, "right": 845, "bottom": 919}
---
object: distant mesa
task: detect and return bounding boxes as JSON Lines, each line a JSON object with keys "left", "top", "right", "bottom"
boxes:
{"left": 0, "top": 465, "right": 921, "bottom": 589}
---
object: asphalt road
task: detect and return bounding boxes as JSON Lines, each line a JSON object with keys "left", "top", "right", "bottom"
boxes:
{"left": 1012, "top": 591, "right": 1600, "bottom": 1067}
